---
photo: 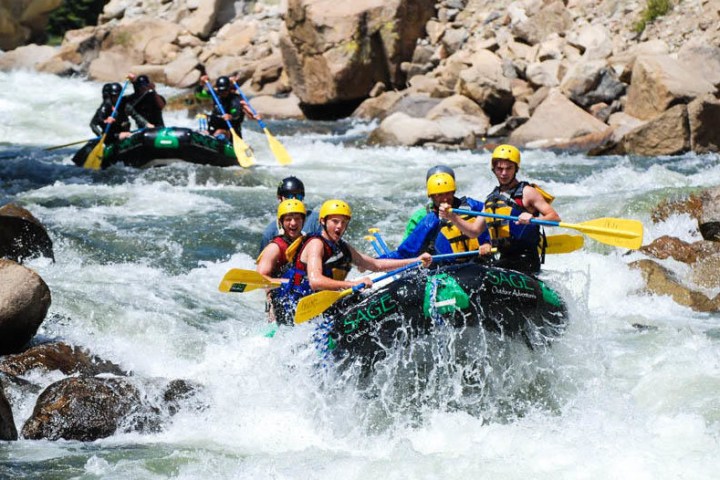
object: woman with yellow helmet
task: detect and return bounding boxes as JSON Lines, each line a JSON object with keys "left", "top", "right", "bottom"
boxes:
{"left": 271, "top": 199, "right": 432, "bottom": 324}
{"left": 256, "top": 198, "right": 307, "bottom": 278}
{"left": 440, "top": 144, "right": 560, "bottom": 274}
{"left": 381, "top": 172, "right": 492, "bottom": 259}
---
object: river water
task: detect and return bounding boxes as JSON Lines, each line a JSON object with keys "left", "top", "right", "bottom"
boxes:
{"left": 1, "top": 70, "right": 720, "bottom": 479}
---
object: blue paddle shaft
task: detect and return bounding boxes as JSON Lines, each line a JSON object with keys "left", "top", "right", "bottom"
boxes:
{"left": 232, "top": 82, "right": 267, "bottom": 130}
{"left": 451, "top": 208, "right": 560, "bottom": 228}
{"left": 204, "top": 81, "right": 235, "bottom": 131}
{"left": 103, "top": 80, "right": 131, "bottom": 135}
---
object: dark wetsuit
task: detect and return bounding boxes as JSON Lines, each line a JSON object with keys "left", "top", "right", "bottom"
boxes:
{"left": 124, "top": 89, "right": 166, "bottom": 128}
{"left": 89, "top": 99, "right": 131, "bottom": 143}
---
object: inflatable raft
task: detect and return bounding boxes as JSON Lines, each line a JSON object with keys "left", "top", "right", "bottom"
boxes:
{"left": 312, "top": 262, "right": 569, "bottom": 367}
{"left": 71, "top": 127, "right": 239, "bottom": 168}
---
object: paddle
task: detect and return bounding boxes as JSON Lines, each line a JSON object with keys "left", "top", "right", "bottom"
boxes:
{"left": 204, "top": 81, "right": 255, "bottom": 168}
{"left": 83, "top": 79, "right": 130, "bottom": 170}
{"left": 46, "top": 128, "right": 147, "bottom": 152}
{"left": 294, "top": 250, "right": 482, "bottom": 325}
{"left": 232, "top": 82, "right": 292, "bottom": 166}
{"left": 544, "top": 234, "right": 584, "bottom": 254}
{"left": 218, "top": 269, "right": 284, "bottom": 293}
{"left": 450, "top": 209, "right": 643, "bottom": 250}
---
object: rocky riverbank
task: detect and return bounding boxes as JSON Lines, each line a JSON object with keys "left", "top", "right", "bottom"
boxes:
{"left": 1, "top": 0, "right": 720, "bottom": 154}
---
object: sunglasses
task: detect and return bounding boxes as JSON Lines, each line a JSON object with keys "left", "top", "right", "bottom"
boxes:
{"left": 285, "top": 193, "right": 304, "bottom": 201}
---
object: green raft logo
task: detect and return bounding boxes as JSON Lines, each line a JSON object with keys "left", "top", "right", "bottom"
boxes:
{"left": 341, "top": 293, "right": 397, "bottom": 336}
{"left": 485, "top": 270, "right": 537, "bottom": 300}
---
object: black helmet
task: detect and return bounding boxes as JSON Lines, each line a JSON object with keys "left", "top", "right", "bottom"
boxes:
{"left": 426, "top": 164, "right": 456, "bottom": 180}
{"left": 215, "top": 76, "right": 231, "bottom": 93}
{"left": 102, "top": 82, "right": 122, "bottom": 98}
{"left": 277, "top": 176, "right": 305, "bottom": 198}
{"left": 134, "top": 74, "right": 150, "bottom": 89}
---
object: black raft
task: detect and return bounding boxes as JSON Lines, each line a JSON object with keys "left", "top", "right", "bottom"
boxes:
{"left": 71, "top": 127, "right": 239, "bottom": 168}
{"left": 313, "top": 262, "right": 569, "bottom": 367}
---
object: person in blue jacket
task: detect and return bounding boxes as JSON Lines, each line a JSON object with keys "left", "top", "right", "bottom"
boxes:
{"left": 402, "top": 165, "right": 456, "bottom": 240}
{"left": 258, "top": 176, "right": 321, "bottom": 255}
{"left": 382, "top": 172, "right": 492, "bottom": 259}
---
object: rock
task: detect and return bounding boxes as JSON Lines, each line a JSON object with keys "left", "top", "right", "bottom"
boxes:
{"left": 625, "top": 54, "right": 716, "bottom": 121}
{"left": 0, "top": 378, "right": 17, "bottom": 441}
{"left": 699, "top": 186, "right": 720, "bottom": 242}
{"left": 0, "top": 260, "right": 51, "bottom": 355}
{"left": 0, "top": 0, "right": 62, "bottom": 51}
{"left": 279, "top": 0, "right": 436, "bottom": 116}
{"left": 678, "top": 41, "right": 720, "bottom": 88}
{"left": 456, "top": 49, "right": 514, "bottom": 123}
{"left": 621, "top": 104, "right": 689, "bottom": 156}
{"left": 0, "top": 44, "right": 57, "bottom": 72}
{"left": 640, "top": 236, "right": 701, "bottom": 264}
{"left": 0, "top": 342, "right": 126, "bottom": 377}
{"left": 21, "top": 377, "right": 145, "bottom": 441}
{"left": 511, "top": 1, "right": 574, "bottom": 45}
{"left": 509, "top": 89, "right": 610, "bottom": 146}
{"left": 687, "top": 94, "right": 720, "bottom": 154}
{"left": 244, "top": 94, "right": 305, "bottom": 119}
{"left": 425, "top": 94, "right": 490, "bottom": 136}
{"left": 0, "top": 203, "right": 54, "bottom": 263}
{"left": 368, "top": 111, "right": 475, "bottom": 148}
{"left": 630, "top": 259, "right": 718, "bottom": 313}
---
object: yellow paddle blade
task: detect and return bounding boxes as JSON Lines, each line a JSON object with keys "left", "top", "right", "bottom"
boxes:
{"left": 264, "top": 127, "right": 292, "bottom": 165}
{"left": 83, "top": 135, "right": 105, "bottom": 170}
{"left": 544, "top": 234, "right": 584, "bottom": 254}
{"left": 294, "top": 288, "right": 353, "bottom": 324}
{"left": 219, "top": 269, "right": 282, "bottom": 293}
{"left": 562, "top": 217, "right": 643, "bottom": 249}
{"left": 230, "top": 129, "right": 256, "bottom": 168}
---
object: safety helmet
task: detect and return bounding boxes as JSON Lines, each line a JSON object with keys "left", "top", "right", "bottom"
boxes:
{"left": 427, "top": 173, "right": 456, "bottom": 196}
{"left": 102, "top": 82, "right": 122, "bottom": 98}
{"left": 277, "top": 176, "right": 305, "bottom": 198}
{"left": 319, "top": 199, "right": 352, "bottom": 220}
{"left": 426, "top": 164, "right": 455, "bottom": 180}
{"left": 277, "top": 199, "right": 306, "bottom": 221}
{"left": 491, "top": 144, "right": 521, "bottom": 168}
{"left": 133, "top": 75, "right": 150, "bottom": 89}
{"left": 215, "top": 76, "right": 231, "bottom": 92}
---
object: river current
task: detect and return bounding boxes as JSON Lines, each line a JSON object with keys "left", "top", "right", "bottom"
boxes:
{"left": 1, "top": 70, "right": 720, "bottom": 479}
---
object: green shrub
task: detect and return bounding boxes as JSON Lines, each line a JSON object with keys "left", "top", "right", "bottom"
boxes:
{"left": 633, "top": 0, "right": 673, "bottom": 34}
{"left": 45, "top": 0, "right": 109, "bottom": 45}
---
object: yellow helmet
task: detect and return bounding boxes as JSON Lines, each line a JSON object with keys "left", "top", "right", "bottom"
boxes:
{"left": 491, "top": 144, "right": 521, "bottom": 168}
{"left": 277, "top": 199, "right": 306, "bottom": 221}
{"left": 427, "top": 172, "right": 456, "bottom": 196}
{"left": 319, "top": 199, "right": 352, "bottom": 220}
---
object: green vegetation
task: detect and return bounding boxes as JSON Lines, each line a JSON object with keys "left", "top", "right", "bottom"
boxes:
{"left": 633, "top": 0, "right": 673, "bottom": 34}
{"left": 45, "top": 0, "right": 109, "bottom": 45}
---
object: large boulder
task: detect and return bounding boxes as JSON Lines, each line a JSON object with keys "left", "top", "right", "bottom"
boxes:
{"left": 621, "top": 104, "right": 689, "bottom": 156}
{"left": 0, "top": 342, "right": 126, "bottom": 377}
{"left": 21, "top": 377, "right": 145, "bottom": 441}
{"left": 509, "top": 89, "right": 610, "bottom": 146}
{"left": 0, "top": 0, "right": 62, "bottom": 51}
{"left": 279, "top": 0, "right": 435, "bottom": 118}
{"left": 0, "top": 378, "right": 17, "bottom": 441}
{"left": 0, "top": 260, "right": 51, "bottom": 355}
{"left": 0, "top": 203, "right": 54, "bottom": 263}
{"left": 625, "top": 54, "right": 716, "bottom": 121}
{"left": 699, "top": 186, "right": 720, "bottom": 242}
{"left": 368, "top": 111, "right": 475, "bottom": 148}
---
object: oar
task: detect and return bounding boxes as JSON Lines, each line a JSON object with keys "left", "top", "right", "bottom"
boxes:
{"left": 46, "top": 128, "right": 147, "bottom": 152}
{"left": 232, "top": 81, "right": 292, "bottom": 165}
{"left": 450, "top": 209, "right": 643, "bottom": 250}
{"left": 82, "top": 79, "right": 130, "bottom": 169}
{"left": 204, "top": 81, "right": 255, "bottom": 168}
{"left": 294, "top": 250, "right": 482, "bottom": 325}
{"left": 218, "top": 269, "right": 284, "bottom": 293}
{"left": 544, "top": 234, "right": 584, "bottom": 254}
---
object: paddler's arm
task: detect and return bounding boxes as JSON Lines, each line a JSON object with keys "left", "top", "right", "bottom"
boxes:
{"left": 518, "top": 185, "right": 560, "bottom": 224}
{"left": 351, "top": 244, "right": 432, "bottom": 272}
{"left": 256, "top": 243, "right": 281, "bottom": 278}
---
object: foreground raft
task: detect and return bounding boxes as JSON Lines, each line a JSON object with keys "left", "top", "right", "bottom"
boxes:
{"left": 71, "top": 127, "right": 239, "bottom": 168}
{"left": 311, "top": 262, "right": 569, "bottom": 367}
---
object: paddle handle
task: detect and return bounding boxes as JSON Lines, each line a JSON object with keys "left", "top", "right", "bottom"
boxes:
{"left": 103, "top": 80, "right": 131, "bottom": 135}
{"left": 232, "top": 82, "right": 267, "bottom": 130}
{"left": 351, "top": 261, "right": 422, "bottom": 293}
{"left": 450, "top": 208, "right": 560, "bottom": 228}
{"left": 204, "top": 81, "right": 235, "bottom": 131}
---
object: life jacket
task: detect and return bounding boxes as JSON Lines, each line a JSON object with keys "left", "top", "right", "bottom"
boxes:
{"left": 283, "top": 233, "right": 353, "bottom": 289}
{"left": 438, "top": 197, "right": 480, "bottom": 254}
{"left": 255, "top": 234, "right": 304, "bottom": 278}
{"left": 484, "top": 181, "right": 552, "bottom": 261}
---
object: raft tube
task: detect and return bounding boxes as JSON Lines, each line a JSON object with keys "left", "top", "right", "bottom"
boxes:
{"left": 71, "top": 127, "right": 239, "bottom": 168}
{"left": 313, "top": 262, "right": 569, "bottom": 366}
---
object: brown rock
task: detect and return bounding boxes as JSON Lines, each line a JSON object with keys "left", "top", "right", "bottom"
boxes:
{"left": 621, "top": 104, "right": 689, "bottom": 156}
{"left": 687, "top": 94, "right": 720, "bottom": 154}
{"left": 630, "top": 259, "right": 717, "bottom": 312}
{"left": 0, "top": 378, "right": 17, "bottom": 441}
{"left": 0, "top": 342, "right": 126, "bottom": 377}
{"left": 0, "top": 203, "right": 54, "bottom": 263}
{"left": 0, "top": 259, "right": 51, "bottom": 355}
